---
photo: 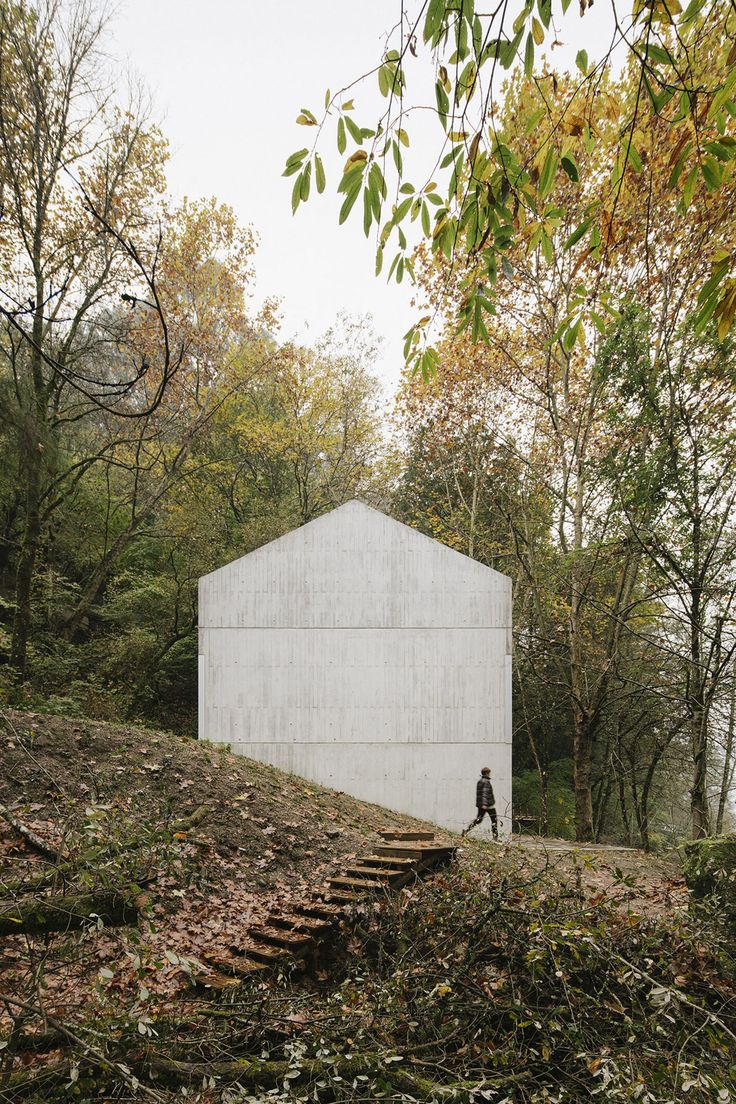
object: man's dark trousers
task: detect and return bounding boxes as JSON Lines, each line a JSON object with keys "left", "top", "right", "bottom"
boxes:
{"left": 467, "top": 805, "right": 498, "bottom": 838}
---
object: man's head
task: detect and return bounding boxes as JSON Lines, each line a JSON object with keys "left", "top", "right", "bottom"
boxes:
{"left": 481, "top": 767, "right": 491, "bottom": 777}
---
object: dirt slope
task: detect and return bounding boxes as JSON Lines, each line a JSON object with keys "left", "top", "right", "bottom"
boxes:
{"left": 3, "top": 710, "right": 728, "bottom": 1104}
{"left": 0, "top": 708, "right": 440, "bottom": 1011}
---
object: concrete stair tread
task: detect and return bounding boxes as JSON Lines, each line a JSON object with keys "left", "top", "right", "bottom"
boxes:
{"left": 354, "top": 860, "right": 414, "bottom": 873}
{"left": 377, "top": 830, "right": 435, "bottom": 841}
{"left": 248, "top": 924, "right": 314, "bottom": 949}
{"left": 300, "top": 900, "right": 346, "bottom": 918}
{"left": 363, "top": 855, "right": 416, "bottom": 867}
{"left": 343, "top": 865, "right": 402, "bottom": 882}
{"left": 319, "top": 888, "right": 366, "bottom": 902}
{"left": 270, "top": 913, "right": 332, "bottom": 933}
{"left": 193, "top": 968, "right": 242, "bottom": 990}
{"left": 239, "top": 940, "right": 291, "bottom": 963}
{"left": 373, "top": 844, "right": 456, "bottom": 859}
{"left": 205, "top": 951, "right": 269, "bottom": 978}
{"left": 328, "top": 876, "right": 387, "bottom": 890}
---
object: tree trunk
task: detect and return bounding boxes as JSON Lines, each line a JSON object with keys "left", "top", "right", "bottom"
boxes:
{"left": 0, "top": 803, "right": 59, "bottom": 861}
{"left": 573, "top": 710, "right": 594, "bottom": 841}
{"left": 716, "top": 676, "right": 736, "bottom": 836}
{"left": 0, "top": 891, "right": 138, "bottom": 937}
{"left": 9, "top": 274, "right": 47, "bottom": 675}
{"left": 689, "top": 578, "right": 710, "bottom": 839}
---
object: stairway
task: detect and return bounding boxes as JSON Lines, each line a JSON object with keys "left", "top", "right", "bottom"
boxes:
{"left": 193, "top": 830, "right": 456, "bottom": 991}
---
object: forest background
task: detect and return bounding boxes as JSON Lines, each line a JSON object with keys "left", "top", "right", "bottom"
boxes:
{"left": 1, "top": 0, "right": 735, "bottom": 850}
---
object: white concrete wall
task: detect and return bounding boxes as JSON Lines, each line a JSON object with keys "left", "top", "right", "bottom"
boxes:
{"left": 198, "top": 501, "right": 512, "bottom": 835}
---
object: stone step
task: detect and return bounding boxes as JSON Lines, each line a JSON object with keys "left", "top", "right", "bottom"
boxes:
{"left": 343, "top": 864, "right": 403, "bottom": 883}
{"left": 192, "top": 968, "right": 241, "bottom": 991}
{"left": 362, "top": 855, "right": 416, "bottom": 869}
{"left": 299, "top": 900, "right": 346, "bottom": 919}
{"left": 269, "top": 912, "right": 333, "bottom": 935}
{"left": 373, "top": 844, "right": 456, "bottom": 861}
{"left": 371, "top": 845, "right": 427, "bottom": 860}
{"left": 328, "top": 876, "right": 387, "bottom": 891}
{"left": 354, "top": 861, "right": 415, "bottom": 877}
{"left": 205, "top": 951, "right": 269, "bottom": 979}
{"left": 319, "top": 887, "right": 366, "bottom": 903}
{"left": 377, "top": 830, "right": 435, "bottom": 841}
{"left": 248, "top": 925, "right": 314, "bottom": 952}
{"left": 242, "top": 941, "right": 291, "bottom": 964}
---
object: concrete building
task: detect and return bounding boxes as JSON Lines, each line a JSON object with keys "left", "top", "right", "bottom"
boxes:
{"left": 198, "top": 500, "right": 512, "bottom": 834}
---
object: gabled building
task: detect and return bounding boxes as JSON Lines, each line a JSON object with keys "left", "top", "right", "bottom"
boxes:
{"left": 198, "top": 500, "right": 512, "bottom": 834}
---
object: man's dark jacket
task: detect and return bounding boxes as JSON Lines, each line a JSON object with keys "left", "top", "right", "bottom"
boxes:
{"left": 476, "top": 776, "right": 495, "bottom": 809}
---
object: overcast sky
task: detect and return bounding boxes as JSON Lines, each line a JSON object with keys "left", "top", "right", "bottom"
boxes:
{"left": 111, "top": 1, "right": 620, "bottom": 393}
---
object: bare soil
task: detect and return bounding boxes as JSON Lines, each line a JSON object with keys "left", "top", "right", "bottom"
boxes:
{"left": 0, "top": 707, "right": 688, "bottom": 1024}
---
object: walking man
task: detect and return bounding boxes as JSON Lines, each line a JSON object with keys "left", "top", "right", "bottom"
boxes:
{"left": 462, "top": 766, "right": 499, "bottom": 839}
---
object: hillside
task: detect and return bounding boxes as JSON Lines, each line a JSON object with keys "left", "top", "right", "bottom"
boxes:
{"left": 1, "top": 710, "right": 735, "bottom": 1103}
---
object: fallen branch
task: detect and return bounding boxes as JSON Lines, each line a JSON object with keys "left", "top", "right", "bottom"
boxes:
{"left": 0, "top": 1057, "right": 72, "bottom": 1100}
{"left": 171, "top": 804, "right": 209, "bottom": 833}
{"left": 0, "top": 858, "right": 79, "bottom": 898}
{"left": 0, "top": 994, "right": 166, "bottom": 1102}
{"left": 0, "top": 1027, "right": 68, "bottom": 1054}
{"left": 0, "top": 890, "right": 138, "bottom": 937}
{"left": 0, "top": 803, "right": 60, "bottom": 861}
{"left": 147, "top": 1051, "right": 529, "bottom": 1099}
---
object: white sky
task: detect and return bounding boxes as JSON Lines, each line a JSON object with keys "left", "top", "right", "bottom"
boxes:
{"left": 110, "top": 0, "right": 619, "bottom": 394}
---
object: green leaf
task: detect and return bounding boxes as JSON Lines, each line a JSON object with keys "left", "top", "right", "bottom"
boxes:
{"left": 363, "top": 187, "right": 373, "bottom": 236}
{"left": 337, "top": 117, "right": 346, "bottom": 154}
{"left": 645, "top": 43, "right": 672, "bottom": 67}
{"left": 681, "top": 165, "right": 698, "bottom": 210}
{"left": 392, "top": 140, "right": 403, "bottom": 174}
{"left": 500, "top": 29, "right": 524, "bottom": 69}
{"left": 668, "top": 140, "right": 692, "bottom": 189}
{"left": 575, "top": 49, "right": 588, "bottom": 74}
{"left": 421, "top": 202, "right": 431, "bottom": 236}
{"left": 701, "top": 155, "right": 722, "bottom": 190}
{"left": 513, "top": 4, "right": 531, "bottom": 35}
{"left": 449, "top": 153, "right": 465, "bottom": 200}
{"left": 315, "top": 155, "right": 326, "bottom": 194}
{"left": 299, "top": 160, "right": 311, "bottom": 201}
{"left": 704, "top": 140, "right": 736, "bottom": 162}
{"left": 538, "top": 146, "right": 559, "bottom": 200}
{"left": 424, "top": 0, "right": 446, "bottom": 43}
{"left": 291, "top": 172, "right": 303, "bottom": 214}
{"left": 681, "top": 0, "right": 706, "bottom": 20}
{"left": 525, "top": 108, "right": 545, "bottom": 135}
{"left": 435, "top": 80, "right": 450, "bottom": 125}
{"left": 524, "top": 32, "right": 534, "bottom": 78}
{"left": 344, "top": 114, "right": 363, "bottom": 144}
{"left": 627, "top": 145, "right": 643, "bottom": 173}
{"left": 370, "top": 161, "right": 387, "bottom": 200}
{"left": 562, "top": 319, "right": 580, "bottom": 352}
{"left": 563, "top": 217, "right": 593, "bottom": 250}
{"left": 339, "top": 184, "right": 361, "bottom": 224}
{"left": 561, "top": 154, "right": 579, "bottom": 182}
{"left": 283, "top": 149, "right": 308, "bottom": 178}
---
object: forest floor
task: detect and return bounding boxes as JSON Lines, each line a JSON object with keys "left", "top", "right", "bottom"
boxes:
{"left": 0, "top": 709, "right": 732, "bottom": 1103}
